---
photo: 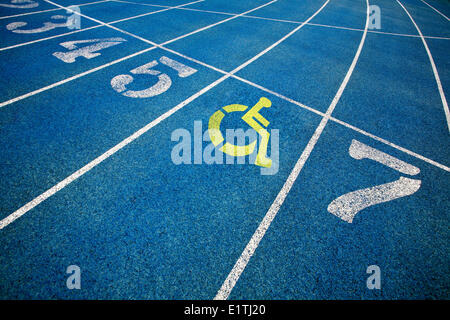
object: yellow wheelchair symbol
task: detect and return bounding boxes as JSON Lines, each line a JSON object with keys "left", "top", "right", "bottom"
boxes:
{"left": 208, "top": 97, "right": 272, "bottom": 168}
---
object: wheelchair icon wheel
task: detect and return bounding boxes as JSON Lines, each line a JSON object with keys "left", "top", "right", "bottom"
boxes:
{"left": 208, "top": 97, "right": 272, "bottom": 168}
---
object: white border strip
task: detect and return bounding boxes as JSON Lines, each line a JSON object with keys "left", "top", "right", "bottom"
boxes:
{"left": 214, "top": 0, "right": 370, "bottom": 300}
{"left": 397, "top": 0, "right": 450, "bottom": 132}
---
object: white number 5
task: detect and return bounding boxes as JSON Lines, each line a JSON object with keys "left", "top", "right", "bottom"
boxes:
{"left": 111, "top": 56, "right": 197, "bottom": 98}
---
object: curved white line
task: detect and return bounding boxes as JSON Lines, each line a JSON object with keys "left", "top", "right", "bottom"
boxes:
{"left": 152, "top": 41, "right": 450, "bottom": 173}
{"left": 111, "top": 0, "right": 450, "bottom": 40}
{"left": 397, "top": 0, "right": 450, "bottom": 132}
{"left": 0, "top": 0, "right": 110, "bottom": 20}
{"left": 214, "top": 0, "right": 370, "bottom": 300}
{"left": 0, "top": 0, "right": 258, "bottom": 108}
{"left": 420, "top": 0, "right": 450, "bottom": 21}
{"left": 0, "top": 0, "right": 315, "bottom": 231}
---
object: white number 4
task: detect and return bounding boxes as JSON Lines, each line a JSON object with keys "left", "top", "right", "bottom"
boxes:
{"left": 327, "top": 140, "right": 421, "bottom": 223}
{"left": 53, "top": 38, "right": 126, "bottom": 63}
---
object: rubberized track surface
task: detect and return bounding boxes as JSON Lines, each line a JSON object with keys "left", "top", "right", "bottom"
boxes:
{"left": 0, "top": 0, "right": 449, "bottom": 299}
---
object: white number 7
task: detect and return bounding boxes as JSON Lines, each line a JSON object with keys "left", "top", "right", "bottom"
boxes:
{"left": 327, "top": 140, "right": 421, "bottom": 223}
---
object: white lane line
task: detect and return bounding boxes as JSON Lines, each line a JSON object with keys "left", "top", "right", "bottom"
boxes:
{"left": 0, "top": 0, "right": 274, "bottom": 106}
{"left": 155, "top": 42, "right": 450, "bottom": 173}
{"left": 0, "top": 25, "right": 102, "bottom": 51}
{"left": 0, "top": 0, "right": 275, "bottom": 110}
{"left": 110, "top": 0, "right": 450, "bottom": 40}
{"left": 11, "top": 0, "right": 449, "bottom": 174}
{"left": 397, "top": 0, "right": 450, "bottom": 133}
{"left": 0, "top": 46, "right": 157, "bottom": 109}
{"left": 0, "top": 0, "right": 110, "bottom": 20}
{"left": 0, "top": 0, "right": 209, "bottom": 107}
{"left": 0, "top": 0, "right": 204, "bottom": 51}
{"left": 214, "top": 0, "right": 370, "bottom": 301}
{"left": 157, "top": 0, "right": 278, "bottom": 46}
{"left": 420, "top": 0, "right": 450, "bottom": 21}
{"left": 329, "top": 116, "right": 450, "bottom": 172}
{"left": 42, "top": 0, "right": 277, "bottom": 49}
{"left": 367, "top": 29, "right": 450, "bottom": 40}
{"left": 0, "top": 0, "right": 274, "bottom": 108}
{"left": 0, "top": 0, "right": 328, "bottom": 230}
{"left": 0, "top": 0, "right": 283, "bottom": 228}
{"left": 1, "top": 0, "right": 446, "bottom": 174}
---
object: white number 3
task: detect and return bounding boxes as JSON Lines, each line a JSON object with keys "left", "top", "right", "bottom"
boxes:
{"left": 0, "top": 0, "right": 38, "bottom": 9}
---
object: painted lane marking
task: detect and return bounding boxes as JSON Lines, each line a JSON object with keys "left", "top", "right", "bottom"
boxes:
{"left": 53, "top": 38, "right": 127, "bottom": 63}
{"left": 214, "top": 0, "right": 370, "bottom": 301}
{"left": 397, "top": 0, "right": 450, "bottom": 132}
{"left": 349, "top": 139, "right": 420, "bottom": 176}
{"left": 110, "top": 0, "right": 450, "bottom": 40}
{"left": 208, "top": 97, "right": 272, "bottom": 168}
{"left": 0, "top": 0, "right": 109, "bottom": 20}
{"left": 329, "top": 176, "right": 421, "bottom": 223}
{"left": 111, "top": 56, "right": 196, "bottom": 98}
{"left": 6, "top": 14, "right": 71, "bottom": 33}
{"left": 153, "top": 44, "right": 450, "bottom": 173}
{"left": 0, "top": 0, "right": 282, "bottom": 228}
{"left": 328, "top": 140, "right": 421, "bottom": 223}
{"left": 420, "top": 0, "right": 449, "bottom": 21}
{"left": 0, "top": 0, "right": 37, "bottom": 9}
{"left": 0, "top": 0, "right": 204, "bottom": 51}
{"left": 1, "top": 0, "right": 448, "bottom": 176}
